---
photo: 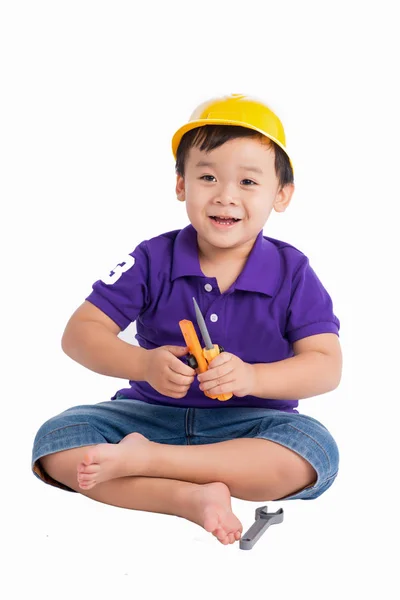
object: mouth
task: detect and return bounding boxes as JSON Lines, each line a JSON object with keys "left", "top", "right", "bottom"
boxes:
{"left": 209, "top": 216, "right": 241, "bottom": 226}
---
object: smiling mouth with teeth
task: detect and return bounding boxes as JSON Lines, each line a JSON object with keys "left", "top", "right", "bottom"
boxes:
{"left": 210, "top": 216, "right": 241, "bottom": 224}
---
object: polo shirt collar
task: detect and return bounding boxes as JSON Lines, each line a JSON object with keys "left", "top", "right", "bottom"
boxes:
{"left": 171, "top": 224, "right": 280, "bottom": 296}
{"left": 171, "top": 225, "right": 204, "bottom": 279}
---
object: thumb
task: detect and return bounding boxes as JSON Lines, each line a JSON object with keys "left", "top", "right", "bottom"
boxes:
{"left": 164, "top": 345, "right": 189, "bottom": 357}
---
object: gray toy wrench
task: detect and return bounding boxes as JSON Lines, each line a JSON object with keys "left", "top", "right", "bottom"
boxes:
{"left": 240, "top": 506, "right": 284, "bottom": 550}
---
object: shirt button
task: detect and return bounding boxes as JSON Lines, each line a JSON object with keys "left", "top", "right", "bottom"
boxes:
{"left": 210, "top": 313, "right": 218, "bottom": 323}
{"left": 204, "top": 283, "right": 213, "bottom": 292}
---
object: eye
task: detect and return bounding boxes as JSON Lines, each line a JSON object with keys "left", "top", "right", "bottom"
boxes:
{"left": 200, "top": 175, "right": 257, "bottom": 185}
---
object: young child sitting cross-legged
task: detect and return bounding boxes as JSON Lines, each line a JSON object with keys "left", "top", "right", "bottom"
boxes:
{"left": 32, "top": 93, "right": 341, "bottom": 546}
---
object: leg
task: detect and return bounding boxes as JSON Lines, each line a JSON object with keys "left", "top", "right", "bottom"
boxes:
{"left": 146, "top": 437, "right": 317, "bottom": 500}
{"left": 76, "top": 433, "right": 317, "bottom": 501}
{"left": 40, "top": 448, "right": 244, "bottom": 546}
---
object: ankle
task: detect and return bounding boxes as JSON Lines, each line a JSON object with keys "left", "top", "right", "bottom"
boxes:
{"left": 171, "top": 481, "right": 203, "bottom": 523}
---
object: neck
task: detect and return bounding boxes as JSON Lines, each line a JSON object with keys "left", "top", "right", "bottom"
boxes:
{"left": 197, "top": 234, "right": 257, "bottom": 266}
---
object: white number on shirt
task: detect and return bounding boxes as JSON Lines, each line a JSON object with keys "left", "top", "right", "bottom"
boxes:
{"left": 100, "top": 255, "right": 136, "bottom": 285}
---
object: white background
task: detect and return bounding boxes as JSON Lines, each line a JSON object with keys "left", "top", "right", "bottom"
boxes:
{"left": 1, "top": 1, "right": 399, "bottom": 598}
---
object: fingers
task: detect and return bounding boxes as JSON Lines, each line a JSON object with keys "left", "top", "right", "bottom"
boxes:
{"left": 164, "top": 376, "right": 193, "bottom": 399}
{"left": 169, "top": 358, "right": 196, "bottom": 377}
{"left": 161, "top": 345, "right": 195, "bottom": 376}
{"left": 169, "top": 355, "right": 195, "bottom": 377}
{"left": 165, "top": 386, "right": 191, "bottom": 399}
{"left": 164, "top": 345, "right": 191, "bottom": 359}
{"left": 197, "top": 358, "right": 235, "bottom": 394}
{"left": 158, "top": 345, "right": 193, "bottom": 376}
{"left": 199, "top": 374, "right": 235, "bottom": 394}
{"left": 168, "top": 370, "right": 195, "bottom": 387}
{"left": 165, "top": 365, "right": 195, "bottom": 399}
{"left": 207, "top": 352, "right": 233, "bottom": 369}
{"left": 198, "top": 361, "right": 234, "bottom": 384}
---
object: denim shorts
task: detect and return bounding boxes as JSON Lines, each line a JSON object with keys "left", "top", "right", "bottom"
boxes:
{"left": 32, "top": 394, "right": 339, "bottom": 501}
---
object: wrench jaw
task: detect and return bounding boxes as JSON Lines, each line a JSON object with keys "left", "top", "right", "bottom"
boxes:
{"left": 239, "top": 507, "right": 284, "bottom": 551}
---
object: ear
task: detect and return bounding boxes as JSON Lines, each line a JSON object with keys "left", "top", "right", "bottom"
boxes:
{"left": 273, "top": 183, "right": 295, "bottom": 213}
{"left": 176, "top": 175, "right": 186, "bottom": 202}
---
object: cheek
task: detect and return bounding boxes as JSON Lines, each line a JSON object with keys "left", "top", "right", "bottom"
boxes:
{"left": 261, "top": 203, "right": 274, "bottom": 218}
{"left": 252, "top": 196, "right": 274, "bottom": 218}
{"left": 185, "top": 199, "right": 204, "bottom": 223}
{"left": 185, "top": 189, "right": 208, "bottom": 211}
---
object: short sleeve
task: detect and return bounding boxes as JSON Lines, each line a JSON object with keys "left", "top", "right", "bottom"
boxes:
{"left": 85, "top": 242, "right": 149, "bottom": 331}
{"left": 286, "top": 257, "right": 340, "bottom": 343}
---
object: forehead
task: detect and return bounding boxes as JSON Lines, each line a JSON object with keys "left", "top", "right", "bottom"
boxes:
{"left": 187, "top": 136, "right": 274, "bottom": 169}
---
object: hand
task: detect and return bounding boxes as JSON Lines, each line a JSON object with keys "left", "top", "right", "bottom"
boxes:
{"left": 144, "top": 345, "right": 195, "bottom": 399}
{"left": 197, "top": 352, "right": 255, "bottom": 398}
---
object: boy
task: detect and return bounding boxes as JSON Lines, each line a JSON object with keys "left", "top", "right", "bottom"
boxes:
{"left": 32, "top": 93, "right": 341, "bottom": 546}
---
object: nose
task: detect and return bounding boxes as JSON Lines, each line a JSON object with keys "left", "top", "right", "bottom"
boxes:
{"left": 214, "top": 183, "right": 239, "bottom": 205}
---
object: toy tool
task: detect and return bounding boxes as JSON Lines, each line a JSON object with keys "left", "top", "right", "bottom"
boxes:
{"left": 239, "top": 506, "right": 284, "bottom": 550}
{"left": 179, "top": 297, "right": 232, "bottom": 401}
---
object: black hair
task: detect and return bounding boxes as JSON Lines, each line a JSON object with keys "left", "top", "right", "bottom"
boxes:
{"left": 175, "top": 124, "right": 294, "bottom": 188}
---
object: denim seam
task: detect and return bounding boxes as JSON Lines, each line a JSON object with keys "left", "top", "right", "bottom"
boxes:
{"left": 300, "top": 471, "right": 339, "bottom": 498}
{"left": 319, "top": 471, "right": 338, "bottom": 486}
{"left": 34, "top": 422, "right": 96, "bottom": 446}
{"left": 35, "top": 422, "right": 182, "bottom": 448}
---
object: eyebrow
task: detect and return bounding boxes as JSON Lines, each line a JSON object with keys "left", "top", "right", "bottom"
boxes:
{"left": 195, "top": 160, "right": 264, "bottom": 175}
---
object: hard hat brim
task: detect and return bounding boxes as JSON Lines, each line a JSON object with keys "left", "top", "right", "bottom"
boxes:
{"left": 171, "top": 119, "right": 292, "bottom": 166}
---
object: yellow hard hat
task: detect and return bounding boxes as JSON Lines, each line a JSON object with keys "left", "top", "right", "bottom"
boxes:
{"left": 171, "top": 93, "right": 292, "bottom": 167}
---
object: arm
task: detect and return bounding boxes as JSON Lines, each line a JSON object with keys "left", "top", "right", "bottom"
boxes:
{"left": 251, "top": 333, "right": 342, "bottom": 400}
{"left": 61, "top": 300, "right": 148, "bottom": 381}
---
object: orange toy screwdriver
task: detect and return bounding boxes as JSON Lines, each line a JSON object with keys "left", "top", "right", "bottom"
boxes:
{"left": 179, "top": 297, "right": 232, "bottom": 402}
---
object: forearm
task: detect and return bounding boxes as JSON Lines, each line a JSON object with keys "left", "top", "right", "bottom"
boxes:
{"left": 61, "top": 321, "right": 148, "bottom": 381}
{"left": 251, "top": 351, "right": 342, "bottom": 400}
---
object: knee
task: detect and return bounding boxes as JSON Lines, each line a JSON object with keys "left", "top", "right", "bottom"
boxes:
{"left": 256, "top": 454, "right": 317, "bottom": 502}
{"left": 271, "top": 457, "right": 317, "bottom": 500}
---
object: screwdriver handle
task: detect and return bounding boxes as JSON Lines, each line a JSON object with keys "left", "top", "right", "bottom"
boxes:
{"left": 178, "top": 320, "right": 232, "bottom": 401}
{"left": 179, "top": 319, "right": 208, "bottom": 373}
{"left": 202, "top": 345, "right": 232, "bottom": 401}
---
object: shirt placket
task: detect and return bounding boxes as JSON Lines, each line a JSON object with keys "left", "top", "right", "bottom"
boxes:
{"left": 199, "top": 278, "right": 225, "bottom": 348}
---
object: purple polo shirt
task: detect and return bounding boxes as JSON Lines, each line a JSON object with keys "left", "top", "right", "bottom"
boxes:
{"left": 85, "top": 224, "right": 339, "bottom": 412}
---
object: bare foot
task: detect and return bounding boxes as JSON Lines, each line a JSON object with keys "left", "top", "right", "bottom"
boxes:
{"left": 183, "top": 481, "right": 243, "bottom": 545}
{"left": 77, "top": 432, "right": 150, "bottom": 490}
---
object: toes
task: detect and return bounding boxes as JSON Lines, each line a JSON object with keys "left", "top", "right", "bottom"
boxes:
{"left": 215, "top": 529, "right": 242, "bottom": 545}
{"left": 77, "top": 475, "right": 96, "bottom": 489}
{"left": 77, "top": 474, "right": 90, "bottom": 485}
{"left": 213, "top": 527, "right": 225, "bottom": 541}
{"left": 215, "top": 529, "right": 231, "bottom": 545}
{"left": 79, "top": 481, "right": 96, "bottom": 490}
{"left": 77, "top": 473, "right": 96, "bottom": 487}
{"left": 218, "top": 535, "right": 229, "bottom": 545}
